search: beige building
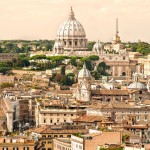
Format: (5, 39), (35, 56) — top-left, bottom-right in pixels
(0, 75), (15, 84)
(70, 131), (122, 150)
(53, 138), (71, 150)
(138, 55), (150, 75)
(35, 100), (86, 127)
(0, 136), (37, 150)
(129, 52), (143, 59)
(0, 98), (14, 132)
(31, 125), (88, 150)
(0, 53), (18, 62)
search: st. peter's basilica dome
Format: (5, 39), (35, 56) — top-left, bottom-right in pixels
(53, 7), (87, 53)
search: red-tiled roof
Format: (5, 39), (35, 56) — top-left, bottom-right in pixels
(92, 89), (129, 95)
(73, 115), (102, 123)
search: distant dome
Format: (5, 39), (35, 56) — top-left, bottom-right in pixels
(53, 7), (87, 53)
(78, 63), (91, 79)
(53, 40), (63, 49)
(53, 40), (63, 54)
(92, 41), (103, 52)
(128, 82), (146, 89)
(57, 7), (86, 38)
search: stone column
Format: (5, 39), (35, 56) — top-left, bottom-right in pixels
(118, 65), (122, 76)
(112, 66), (115, 76)
(77, 39), (80, 48)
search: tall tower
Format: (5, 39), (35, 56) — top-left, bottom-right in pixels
(112, 18), (121, 44)
(116, 18), (119, 37)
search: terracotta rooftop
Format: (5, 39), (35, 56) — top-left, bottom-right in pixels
(57, 90), (72, 94)
(89, 101), (137, 109)
(92, 89), (129, 95)
(73, 115), (102, 123)
(31, 126), (88, 134)
(123, 124), (148, 129)
(142, 100), (150, 105)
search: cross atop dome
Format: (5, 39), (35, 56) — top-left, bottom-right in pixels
(69, 6), (75, 20)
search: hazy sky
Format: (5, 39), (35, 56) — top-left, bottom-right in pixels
(0, 0), (150, 42)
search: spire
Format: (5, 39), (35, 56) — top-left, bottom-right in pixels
(69, 6), (75, 19)
(116, 18), (119, 36)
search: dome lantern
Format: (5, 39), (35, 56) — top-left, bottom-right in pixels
(69, 7), (75, 20)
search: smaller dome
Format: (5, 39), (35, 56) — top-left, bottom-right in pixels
(53, 40), (63, 49)
(128, 82), (146, 89)
(92, 41), (103, 52)
(78, 63), (91, 79)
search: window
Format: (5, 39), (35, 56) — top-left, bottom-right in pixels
(67, 135), (71, 137)
(54, 135), (58, 138)
(71, 114), (73, 116)
(42, 135), (46, 138)
(144, 115), (148, 121)
(64, 114), (66, 116)
(123, 56), (125, 60)
(48, 141), (52, 144)
(139, 91), (142, 94)
(44, 119), (46, 123)
(50, 119), (53, 123)
(48, 148), (52, 150)
(23, 147), (29, 150)
(137, 115), (140, 121)
(122, 115), (125, 120)
(3, 148), (8, 150)
(60, 135), (63, 137)
(42, 141), (46, 145)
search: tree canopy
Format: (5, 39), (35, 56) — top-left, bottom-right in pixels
(128, 42), (150, 55)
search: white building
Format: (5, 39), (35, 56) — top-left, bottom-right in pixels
(138, 55), (150, 76)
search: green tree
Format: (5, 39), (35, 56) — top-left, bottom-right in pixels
(0, 83), (14, 89)
(97, 62), (110, 76)
(88, 55), (99, 61)
(61, 66), (66, 75)
(128, 42), (150, 55)
(87, 41), (96, 51)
